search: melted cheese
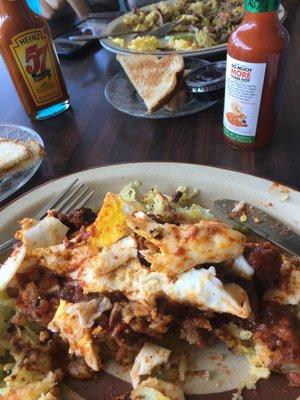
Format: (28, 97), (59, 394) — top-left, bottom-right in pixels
(128, 212), (246, 276)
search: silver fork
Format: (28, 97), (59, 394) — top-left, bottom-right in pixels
(139, 19), (183, 39)
(0, 178), (94, 256)
(68, 19), (182, 41)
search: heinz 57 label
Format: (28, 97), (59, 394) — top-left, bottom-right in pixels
(223, 55), (266, 143)
(10, 28), (62, 107)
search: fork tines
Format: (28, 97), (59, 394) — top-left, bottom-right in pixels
(35, 179), (94, 220)
(59, 183), (94, 214)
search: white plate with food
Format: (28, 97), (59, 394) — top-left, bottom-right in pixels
(0, 123), (45, 203)
(0, 163), (299, 400)
(100, 0), (286, 57)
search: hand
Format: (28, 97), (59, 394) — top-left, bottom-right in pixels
(40, 0), (90, 19)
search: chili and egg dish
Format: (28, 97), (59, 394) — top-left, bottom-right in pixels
(0, 183), (299, 399)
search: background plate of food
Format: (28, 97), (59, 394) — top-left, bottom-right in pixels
(0, 162), (299, 400)
(0, 123), (45, 203)
(100, 0), (286, 57)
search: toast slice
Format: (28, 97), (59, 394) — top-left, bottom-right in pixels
(117, 54), (184, 112)
(0, 139), (30, 172)
(25, 140), (46, 160)
(0, 139), (45, 180)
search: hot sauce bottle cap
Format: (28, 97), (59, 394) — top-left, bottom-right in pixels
(245, 0), (280, 13)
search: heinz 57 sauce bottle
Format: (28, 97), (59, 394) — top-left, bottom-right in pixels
(223, 0), (290, 150)
(0, 0), (70, 120)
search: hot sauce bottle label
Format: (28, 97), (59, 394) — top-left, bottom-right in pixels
(9, 28), (63, 107)
(223, 55), (266, 143)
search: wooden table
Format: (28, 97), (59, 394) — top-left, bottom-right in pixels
(0, 1), (300, 209)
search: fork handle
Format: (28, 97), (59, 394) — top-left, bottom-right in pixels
(69, 30), (137, 41)
(0, 237), (17, 256)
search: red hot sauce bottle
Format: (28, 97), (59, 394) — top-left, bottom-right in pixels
(223, 0), (290, 150)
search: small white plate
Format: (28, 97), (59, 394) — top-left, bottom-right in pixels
(0, 123), (44, 203)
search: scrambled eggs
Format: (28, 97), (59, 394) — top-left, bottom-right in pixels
(167, 38), (198, 51)
(128, 36), (159, 52)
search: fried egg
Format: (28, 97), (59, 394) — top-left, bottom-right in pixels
(0, 216), (68, 289)
(89, 192), (129, 247)
(65, 297), (112, 328)
(131, 386), (170, 400)
(131, 342), (171, 388)
(48, 299), (107, 370)
(0, 245), (38, 290)
(128, 212), (246, 276)
(32, 235), (137, 276)
(163, 268), (250, 318)
(73, 259), (251, 318)
(137, 378), (185, 400)
(0, 245), (26, 290)
(230, 255), (254, 279)
(16, 216), (69, 250)
(0, 372), (57, 400)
